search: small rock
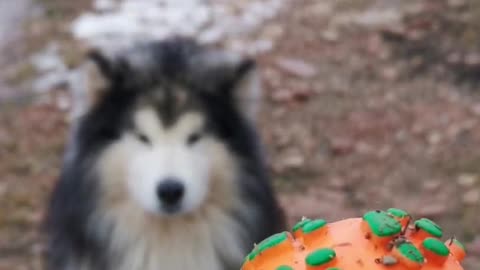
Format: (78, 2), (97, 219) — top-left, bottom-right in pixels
(381, 26), (407, 41)
(406, 29), (425, 41)
(423, 180), (441, 191)
(281, 155), (305, 170)
(457, 174), (478, 188)
(32, 71), (69, 93)
(274, 57), (318, 78)
(30, 43), (66, 73)
(199, 27), (224, 44)
(448, 0), (466, 8)
(0, 183), (7, 196)
(395, 130), (408, 142)
(308, 2), (333, 17)
(94, 0), (117, 11)
(292, 87), (313, 102)
(270, 162), (284, 175)
(248, 39), (274, 54)
(351, 9), (402, 29)
(427, 132), (442, 145)
(404, 3), (427, 15)
(467, 236), (480, 255)
(275, 133), (292, 148)
(380, 66), (399, 81)
(321, 29), (339, 42)
(355, 142), (374, 155)
(56, 93), (72, 111)
(330, 137), (354, 156)
(465, 53), (480, 67)
(415, 204), (447, 217)
(271, 89), (293, 103)
(447, 52), (462, 65)
(271, 107), (287, 119)
(328, 176), (347, 189)
(377, 145), (391, 158)
(471, 103), (480, 116)
(31, 242), (46, 255)
(367, 33), (384, 54)
(261, 24), (284, 41)
(463, 189), (480, 206)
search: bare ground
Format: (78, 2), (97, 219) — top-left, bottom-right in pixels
(0, 0), (479, 269)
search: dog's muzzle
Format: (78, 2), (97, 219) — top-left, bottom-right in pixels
(156, 179), (184, 213)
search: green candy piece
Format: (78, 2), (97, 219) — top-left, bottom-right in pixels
(453, 238), (466, 251)
(326, 268), (341, 270)
(397, 243), (425, 263)
(363, 210), (402, 237)
(303, 219), (327, 234)
(276, 266), (293, 270)
(306, 248), (336, 266)
(387, 208), (409, 218)
(423, 238), (449, 257)
(293, 218), (312, 232)
(415, 218), (443, 238)
(247, 248), (260, 261)
(246, 232), (288, 261)
(258, 232), (288, 252)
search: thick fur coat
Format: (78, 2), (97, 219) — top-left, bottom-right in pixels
(45, 38), (285, 270)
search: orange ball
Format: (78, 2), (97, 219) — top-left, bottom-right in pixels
(242, 209), (466, 270)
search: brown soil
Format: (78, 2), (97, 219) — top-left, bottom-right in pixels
(0, 0), (479, 269)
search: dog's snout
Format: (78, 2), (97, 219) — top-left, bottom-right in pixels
(156, 179), (184, 206)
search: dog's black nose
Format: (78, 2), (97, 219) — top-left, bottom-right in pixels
(156, 180), (184, 206)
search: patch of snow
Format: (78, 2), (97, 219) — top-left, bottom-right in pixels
(30, 42), (91, 119)
(0, 0), (31, 53)
(32, 0), (291, 119)
(333, 8), (402, 29)
(94, 0), (117, 12)
(72, 0), (289, 53)
(31, 43), (69, 93)
(31, 43), (66, 74)
(352, 9), (402, 28)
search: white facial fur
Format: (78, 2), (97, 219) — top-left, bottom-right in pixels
(94, 105), (244, 269)
(119, 108), (211, 216)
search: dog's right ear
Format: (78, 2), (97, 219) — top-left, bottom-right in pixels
(82, 49), (121, 111)
(87, 49), (116, 81)
(87, 49), (132, 82)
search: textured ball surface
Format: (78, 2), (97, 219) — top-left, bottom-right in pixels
(242, 208), (466, 270)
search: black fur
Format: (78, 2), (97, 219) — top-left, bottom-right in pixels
(45, 37), (285, 270)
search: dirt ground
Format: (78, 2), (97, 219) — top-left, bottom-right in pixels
(0, 0), (479, 269)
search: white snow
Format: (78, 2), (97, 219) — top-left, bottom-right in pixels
(31, 0), (291, 119)
(72, 0), (289, 53)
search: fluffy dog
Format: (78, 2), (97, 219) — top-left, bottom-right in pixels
(45, 38), (285, 270)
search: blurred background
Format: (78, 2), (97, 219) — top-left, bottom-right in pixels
(0, 0), (480, 269)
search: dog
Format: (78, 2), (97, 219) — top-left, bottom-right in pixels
(45, 37), (285, 270)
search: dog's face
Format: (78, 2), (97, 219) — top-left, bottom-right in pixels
(126, 108), (209, 215)
(122, 97), (220, 216)
(88, 38), (261, 216)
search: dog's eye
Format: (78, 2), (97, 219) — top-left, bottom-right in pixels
(187, 132), (202, 145)
(135, 133), (151, 145)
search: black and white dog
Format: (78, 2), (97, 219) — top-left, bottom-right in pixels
(45, 38), (285, 270)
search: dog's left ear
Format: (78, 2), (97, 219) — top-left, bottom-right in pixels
(82, 49), (131, 112)
(81, 50), (113, 112)
(87, 49), (132, 84)
(228, 58), (262, 122)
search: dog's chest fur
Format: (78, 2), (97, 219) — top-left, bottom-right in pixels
(92, 203), (247, 270)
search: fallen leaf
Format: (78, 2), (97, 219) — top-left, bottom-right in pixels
(281, 155), (305, 170)
(457, 174), (478, 188)
(415, 204), (447, 217)
(330, 137), (354, 156)
(463, 190), (480, 206)
(274, 57), (318, 78)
